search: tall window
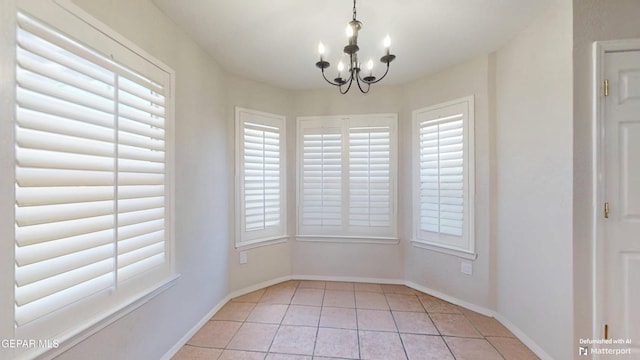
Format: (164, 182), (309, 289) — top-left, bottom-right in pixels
(11, 8), (174, 353)
(297, 114), (397, 241)
(235, 108), (286, 247)
(412, 97), (475, 256)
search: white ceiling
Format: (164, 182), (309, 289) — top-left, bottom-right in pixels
(152, 0), (553, 90)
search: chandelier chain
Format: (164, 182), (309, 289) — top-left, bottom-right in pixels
(352, 0), (357, 21)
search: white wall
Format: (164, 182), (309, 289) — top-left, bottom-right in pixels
(226, 76), (294, 292)
(54, 0), (231, 358)
(402, 55), (495, 310)
(572, 1), (640, 357)
(495, 1), (573, 359)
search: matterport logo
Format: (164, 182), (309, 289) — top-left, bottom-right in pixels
(1, 339), (59, 349)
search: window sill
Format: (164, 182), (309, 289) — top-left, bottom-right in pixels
(24, 274), (180, 360)
(296, 235), (399, 245)
(235, 236), (289, 250)
(411, 239), (477, 260)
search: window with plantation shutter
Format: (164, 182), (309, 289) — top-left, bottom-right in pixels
(412, 97), (475, 257)
(12, 9), (174, 346)
(419, 117), (464, 236)
(236, 108), (286, 247)
(297, 115), (397, 241)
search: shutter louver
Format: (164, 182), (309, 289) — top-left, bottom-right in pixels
(116, 76), (166, 283)
(419, 115), (464, 236)
(14, 13), (167, 327)
(302, 130), (342, 227)
(349, 126), (391, 227)
(243, 122), (281, 232)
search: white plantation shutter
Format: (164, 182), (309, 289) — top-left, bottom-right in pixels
(243, 122), (281, 230)
(349, 124), (391, 228)
(301, 126), (343, 229)
(297, 115), (397, 240)
(236, 108), (286, 246)
(419, 116), (464, 236)
(14, 12), (172, 330)
(413, 98), (474, 254)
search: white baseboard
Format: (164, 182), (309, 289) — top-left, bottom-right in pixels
(226, 275), (293, 299)
(404, 281), (494, 317)
(161, 275), (292, 360)
(493, 313), (554, 360)
(160, 294), (230, 360)
(162, 274), (551, 360)
(291, 274), (404, 285)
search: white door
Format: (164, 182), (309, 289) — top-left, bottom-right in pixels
(603, 50), (640, 357)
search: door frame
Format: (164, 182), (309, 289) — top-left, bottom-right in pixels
(592, 39), (640, 348)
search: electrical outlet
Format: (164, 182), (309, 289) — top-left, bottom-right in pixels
(239, 251), (248, 264)
(461, 261), (472, 275)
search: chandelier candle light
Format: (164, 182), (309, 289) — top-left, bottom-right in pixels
(315, 0), (396, 94)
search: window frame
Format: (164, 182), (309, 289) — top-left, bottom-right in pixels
(235, 107), (288, 248)
(411, 96), (476, 259)
(296, 113), (398, 243)
(2, 1), (177, 358)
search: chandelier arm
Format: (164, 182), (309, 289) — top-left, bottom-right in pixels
(355, 71), (371, 93)
(339, 76), (355, 94)
(320, 68), (343, 87)
(365, 62), (391, 85)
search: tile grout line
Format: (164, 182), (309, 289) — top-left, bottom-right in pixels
(264, 281), (299, 357)
(462, 316), (503, 360)
(418, 289), (458, 360)
(419, 295), (478, 359)
(238, 283), (284, 358)
(387, 292), (410, 360)
(311, 282), (327, 358)
(354, 291), (362, 360)
(457, 306), (510, 360)
(264, 305), (287, 356)
(418, 294), (444, 336)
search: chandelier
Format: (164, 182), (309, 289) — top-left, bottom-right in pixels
(315, 0), (396, 94)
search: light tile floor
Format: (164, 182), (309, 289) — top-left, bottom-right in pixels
(173, 280), (539, 360)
